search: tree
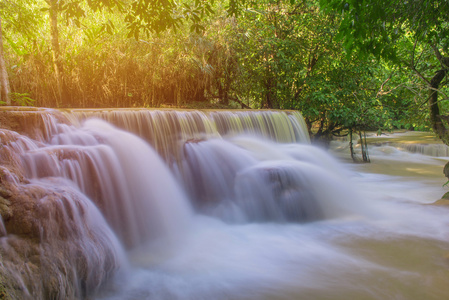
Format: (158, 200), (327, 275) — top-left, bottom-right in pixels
(0, 0), (45, 106)
(48, 0), (64, 105)
(43, 0), (123, 105)
(41, 0), (217, 106)
(319, 0), (449, 144)
(0, 17), (11, 105)
(225, 0), (398, 147)
(230, 1), (334, 109)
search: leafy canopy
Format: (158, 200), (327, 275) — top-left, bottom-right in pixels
(36, 0), (221, 37)
(319, 0), (449, 59)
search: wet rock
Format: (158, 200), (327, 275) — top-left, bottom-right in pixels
(0, 195), (12, 217)
(0, 130), (124, 300)
(0, 187), (11, 199)
(0, 109), (70, 141)
(0, 180), (124, 299)
(444, 161), (449, 179)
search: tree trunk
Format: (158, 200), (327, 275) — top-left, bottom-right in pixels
(49, 0), (64, 107)
(429, 45), (449, 145)
(349, 128), (355, 161)
(0, 17), (11, 105)
(429, 69), (449, 144)
(359, 130), (370, 162)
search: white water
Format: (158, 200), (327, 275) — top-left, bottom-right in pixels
(2, 111), (449, 299)
(98, 131), (449, 300)
(20, 119), (193, 248)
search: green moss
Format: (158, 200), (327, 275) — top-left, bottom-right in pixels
(444, 162), (449, 179)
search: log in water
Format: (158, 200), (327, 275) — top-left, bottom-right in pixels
(0, 108), (448, 300)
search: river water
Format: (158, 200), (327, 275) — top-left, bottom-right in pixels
(98, 130), (449, 300)
(1, 110), (449, 299)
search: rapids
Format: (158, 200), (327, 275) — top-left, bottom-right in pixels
(0, 109), (448, 299)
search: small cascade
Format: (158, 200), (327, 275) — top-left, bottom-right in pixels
(342, 131), (449, 158)
(209, 110), (310, 143)
(0, 129), (126, 299)
(181, 137), (355, 223)
(331, 132), (449, 159)
(20, 119), (193, 247)
(182, 139), (258, 220)
(389, 143), (449, 157)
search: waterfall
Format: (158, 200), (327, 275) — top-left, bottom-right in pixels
(19, 118), (193, 248)
(0, 108), (322, 298)
(6, 109), (440, 300)
(65, 109), (310, 161)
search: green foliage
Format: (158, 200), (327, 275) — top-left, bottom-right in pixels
(10, 92), (35, 106)
(218, 0), (411, 138)
(0, 0), (440, 138)
(319, 0), (449, 60)
(0, 0), (41, 37)
(318, 0), (449, 143)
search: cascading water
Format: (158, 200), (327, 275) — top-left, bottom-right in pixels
(0, 108), (449, 300)
(19, 118), (193, 248)
(181, 137), (357, 223)
(0, 129), (127, 299)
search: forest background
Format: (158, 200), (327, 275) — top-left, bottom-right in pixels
(0, 0), (448, 143)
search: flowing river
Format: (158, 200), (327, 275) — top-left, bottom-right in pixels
(0, 109), (448, 300)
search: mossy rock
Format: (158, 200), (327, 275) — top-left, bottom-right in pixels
(432, 199), (449, 206)
(0, 272), (14, 300)
(0, 196), (12, 220)
(0, 285), (9, 300)
(444, 161), (449, 179)
(0, 284), (11, 300)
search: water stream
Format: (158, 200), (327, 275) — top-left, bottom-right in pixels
(1, 110), (448, 299)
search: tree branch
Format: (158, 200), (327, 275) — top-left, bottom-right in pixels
(431, 44), (443, 62)
(288, 1), (307, 15)
(376, 71), (394, 97)
(431, 44), (449, 69)
(428, 86), (449, 99)
(410, 39), (430, 85)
